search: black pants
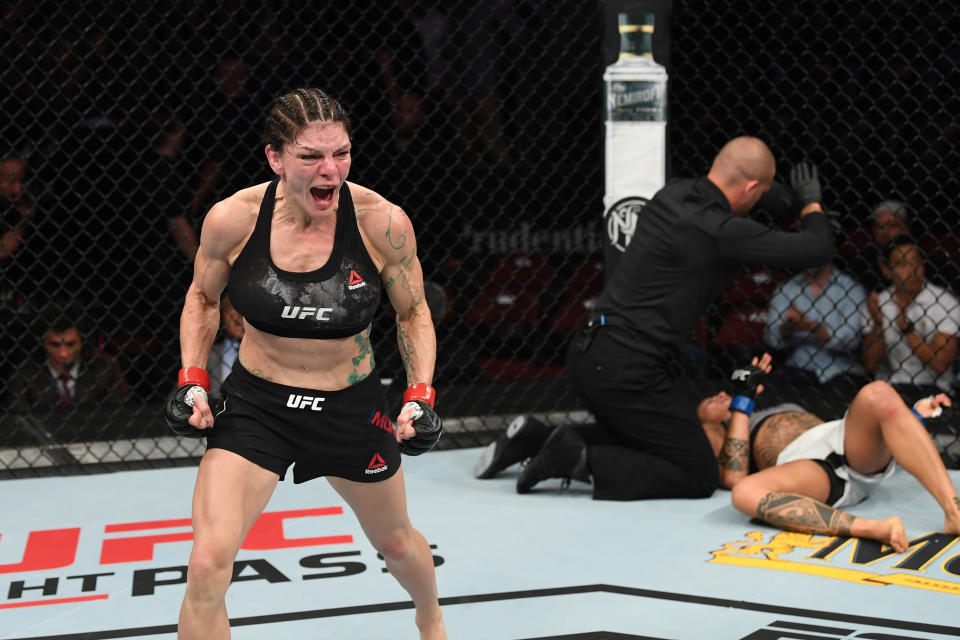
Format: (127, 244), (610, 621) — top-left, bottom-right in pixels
(566, 327), (718, 501)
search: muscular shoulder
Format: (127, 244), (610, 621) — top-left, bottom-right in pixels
(200, 182), (266, 261)
(348, 182), (416, 268)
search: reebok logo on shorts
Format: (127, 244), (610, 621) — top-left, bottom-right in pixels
(347, 270), (366, 290)
(365, 452), (388, 475)
(287, 395), (325, 411)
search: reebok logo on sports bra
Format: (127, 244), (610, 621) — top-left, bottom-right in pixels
(347, 270), (366, 290)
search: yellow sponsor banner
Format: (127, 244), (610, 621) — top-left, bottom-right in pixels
(709, 530), (960, 596)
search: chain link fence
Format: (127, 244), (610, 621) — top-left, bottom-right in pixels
(1, 1), (958, 476)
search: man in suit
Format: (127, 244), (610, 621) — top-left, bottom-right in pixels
(5, 309), (127, 413)
(206, 294), (243, 397)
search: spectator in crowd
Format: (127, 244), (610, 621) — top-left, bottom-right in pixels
(476, 139), (834, 498)
(155, 119), (201, 264)
(371, 88), (460, 262)
(1, 151), (39, 401)
(850, 200), (909, 293)
(1, 149), (41, 373)
(447, 1), (523, 166)
(399, 0), (453, 104)
(5, 307), (127, 413)
(373, 0), (429, 113)
(250, 23), (302, 109)
(700, 354), (960, 553)
(206, 294), (243, 398)
(763, 259), (869, 409)
(133, 115), (199, 270)
(103, 114), (198, 401)
(1, 152), (38, 288)
(118, 114), (198, 269)
(862, 236), (959, 402)
(189, 53), (265, 218)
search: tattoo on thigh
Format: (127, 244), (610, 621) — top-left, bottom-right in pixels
(954, 496), (960, 513)
(756, 492), (854, 537)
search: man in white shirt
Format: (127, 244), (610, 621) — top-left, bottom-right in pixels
(862, 236), (959, 401)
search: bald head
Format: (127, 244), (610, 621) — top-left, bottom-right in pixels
(707, 136), (776, 215)
(710, 137), (775, 183)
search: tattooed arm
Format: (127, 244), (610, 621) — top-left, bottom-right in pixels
(390, 247), (437, 387)
(718, 410), (751, 489)
(357, 188), (436, 386)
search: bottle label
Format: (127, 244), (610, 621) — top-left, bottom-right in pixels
(605, 80), (666, 122)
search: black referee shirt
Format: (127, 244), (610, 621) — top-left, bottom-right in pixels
(595, 176), (833, 358)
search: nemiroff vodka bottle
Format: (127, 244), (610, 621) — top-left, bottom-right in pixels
(602, 11), (667, 254)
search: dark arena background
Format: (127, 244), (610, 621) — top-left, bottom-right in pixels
(1, 0), (958, 476)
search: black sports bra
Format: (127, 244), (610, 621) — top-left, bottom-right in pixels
(228, 179), (382, 339)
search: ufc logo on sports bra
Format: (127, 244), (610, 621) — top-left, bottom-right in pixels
(287, 395), (325, 411)
(281, 306), (334, 321)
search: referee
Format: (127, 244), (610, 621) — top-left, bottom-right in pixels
(520, 136), (834, 500)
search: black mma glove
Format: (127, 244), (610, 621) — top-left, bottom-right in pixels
(789, 161), (822, 208)
(162, 367), (211, 438)
(399, 384), (443, 456)
(726, 363), (767, 416)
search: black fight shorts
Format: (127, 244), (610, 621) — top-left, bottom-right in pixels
(206, 362), (401, 484)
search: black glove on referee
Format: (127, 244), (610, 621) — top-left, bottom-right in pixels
(398, 400), (443, 455)
(789, 161), (822, 207)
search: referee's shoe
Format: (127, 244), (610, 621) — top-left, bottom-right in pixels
(474, 415), (553, 479)
(516, 425), (589, 493)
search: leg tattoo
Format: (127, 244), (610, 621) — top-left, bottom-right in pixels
(756, 492), (854, 537)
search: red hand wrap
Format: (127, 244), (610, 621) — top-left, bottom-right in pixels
(403, 383), (436, 408)
(178, 367), (210, 392)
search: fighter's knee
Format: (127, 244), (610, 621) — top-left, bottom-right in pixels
(857, 381), (900, 418)
(730, 481), (750, 512)
(369, 527), (414, 561)
(187, 544), (235, 590)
